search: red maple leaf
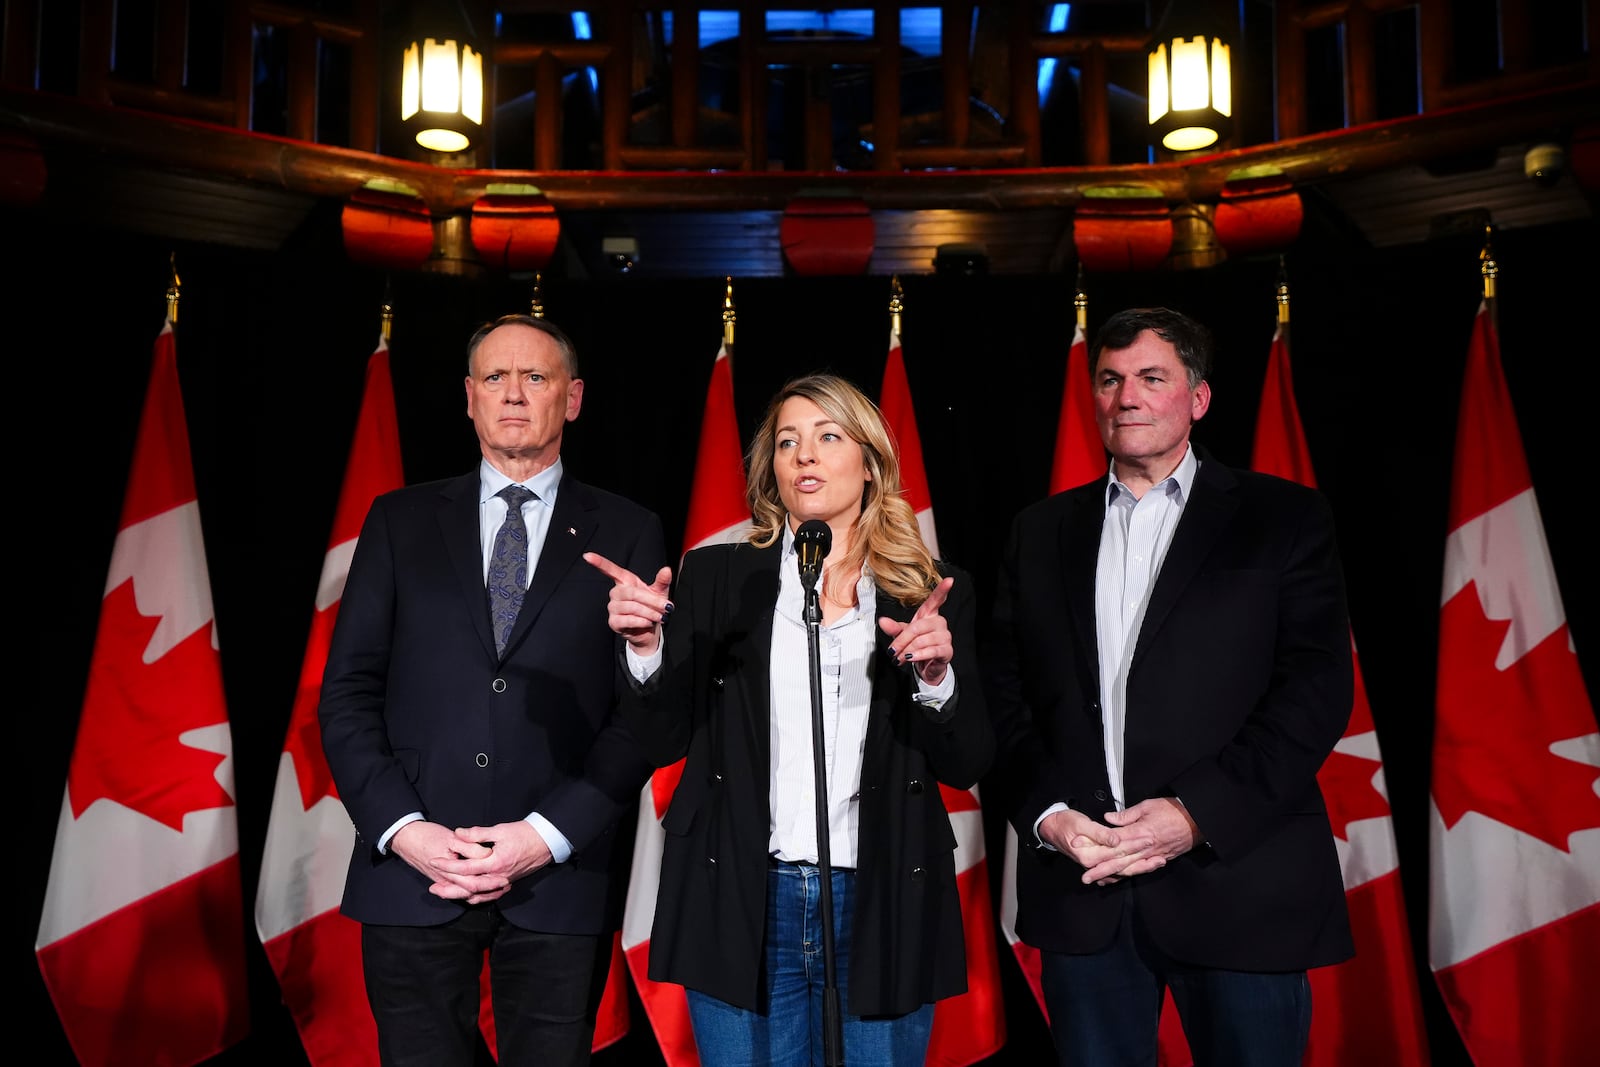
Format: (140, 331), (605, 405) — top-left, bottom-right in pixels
(1434, 587), (1600, 849)
(68, 580), (234, 830)
(1316, 645), (1391, 840)
(1317, 747), (1390, 841)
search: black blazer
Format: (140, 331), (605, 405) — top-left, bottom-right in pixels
(621, 540), (995, 1015)
(988, 447), (1355, 971)
(319, 468), (667, 934)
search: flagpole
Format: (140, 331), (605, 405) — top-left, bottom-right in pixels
(166, 251), (180, 323)
(1276, 254), (1290, 335)
(1073, 263), (1086, 333)
(1479, 223), (1497, 321)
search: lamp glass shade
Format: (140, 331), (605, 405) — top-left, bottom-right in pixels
(1147, 44), (1169, 124)
(1211, 40), (1231, 115)
(420, 38), (461, 113)
(401, 34), (482, 153)
(1170, 36), (1211, 110)
(401, 41), (421, 120)
(1147, 28), (1232, 152)
(461, 45), (483, 124)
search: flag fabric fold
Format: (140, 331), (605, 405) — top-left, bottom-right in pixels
(1048, 321), (1103, 495)
(1429, 299), (1600, 1066)
(36, 317), (250, 1067)
(622, 339), (749, 1067)
(882, 325), (1007, 1067)
(254, 336), (402, 1066)
(1252, 322), (1430, 1067)
(999, 319), (1103, 1030)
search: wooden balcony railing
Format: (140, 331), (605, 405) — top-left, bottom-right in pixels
(4, 1), (1594, 178)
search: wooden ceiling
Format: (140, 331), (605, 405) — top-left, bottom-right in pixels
(1, 2), (1595, 277)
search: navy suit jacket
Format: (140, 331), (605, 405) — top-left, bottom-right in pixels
(988, 446), (1355, 971)
(319, 468), (667, 933)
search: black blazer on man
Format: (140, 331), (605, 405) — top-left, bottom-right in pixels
(988, 446), (1355, 972)
(319, 468), (667, 934)
(621, 540), (995, 1016)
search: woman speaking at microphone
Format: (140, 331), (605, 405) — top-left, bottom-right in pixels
(584, 372), (993, 1067)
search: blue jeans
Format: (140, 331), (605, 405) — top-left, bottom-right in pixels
(1039, 892), (1310, 1067)
(685, 861), (934, 1067)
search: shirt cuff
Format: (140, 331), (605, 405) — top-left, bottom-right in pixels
(912, 664), (957, 708)
(378, 811), (424, 854)
(624, 638), (663, 682)
(527, 812), (573, 863)
(1033, 801), (1070, 851)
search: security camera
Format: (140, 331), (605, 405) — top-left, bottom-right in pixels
(1524, 142), (1565, 187)
(601, 236), (639, 274)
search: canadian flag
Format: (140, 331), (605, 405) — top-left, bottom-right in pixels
(622, 338), (749, 1066)
(1429, 299), (1600, 1065)
(36, 317), (250, 1067)
(254, 337), (399, 1065)
(999, 319), (1103, 1023)
(1251, 322), (1430, 1067)
(881, 324), (1007, 1067)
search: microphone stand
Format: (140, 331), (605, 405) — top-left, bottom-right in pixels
(801, 562), (845, 1066)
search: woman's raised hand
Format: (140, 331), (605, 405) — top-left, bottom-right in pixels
(583, 552), (673, 656)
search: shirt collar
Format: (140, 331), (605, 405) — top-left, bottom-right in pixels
(1104, 443), (1199, 506)
(480, 457), (564, 505)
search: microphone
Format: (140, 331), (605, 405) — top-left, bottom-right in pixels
(794, 519), (832, 590)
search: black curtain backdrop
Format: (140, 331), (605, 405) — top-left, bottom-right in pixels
(20, 201), (1596, 1066)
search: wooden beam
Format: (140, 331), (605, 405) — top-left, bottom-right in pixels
(3, 79), (1595, 215)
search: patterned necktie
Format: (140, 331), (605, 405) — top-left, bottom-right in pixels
(488, 484), (537, 656)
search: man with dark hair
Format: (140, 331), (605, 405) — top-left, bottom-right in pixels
(989, 306), (1354, 1067)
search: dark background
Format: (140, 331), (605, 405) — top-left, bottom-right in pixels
(20, 199), (1597, 1066)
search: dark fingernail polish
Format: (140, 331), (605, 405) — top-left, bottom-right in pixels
(662, 602), (675, 615)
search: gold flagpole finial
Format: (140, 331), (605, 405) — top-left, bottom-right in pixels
(889, 275), (904, 336)
(1276, 255), (1291, 326)
(1479, 224), (1498, 302)
(381, 275), (394, 342)
(722, 276), (736, 347)
(530, 272), (545, 319)
(1073, 263), (1088, 332)
(166, 252), (181, 324)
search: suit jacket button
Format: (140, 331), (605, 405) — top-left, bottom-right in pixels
(712, 676), (725, 690)
(906, 779), (924, 795)
(706, 856), (717, 869)
(910, 866), (927, 883)
(476, 753), (490, 768)
(711, 772), (724, 785)
(491, 677), (508, 693)
(1093, 788), (1108, 802)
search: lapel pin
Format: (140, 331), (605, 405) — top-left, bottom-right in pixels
(568, 527), (577, 536)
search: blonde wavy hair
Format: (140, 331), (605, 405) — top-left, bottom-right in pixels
(745, 373), (941, 606)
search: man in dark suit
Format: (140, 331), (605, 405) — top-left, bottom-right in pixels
(988, 306), (1354, 1067)
(318, 314), (667, 1067)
